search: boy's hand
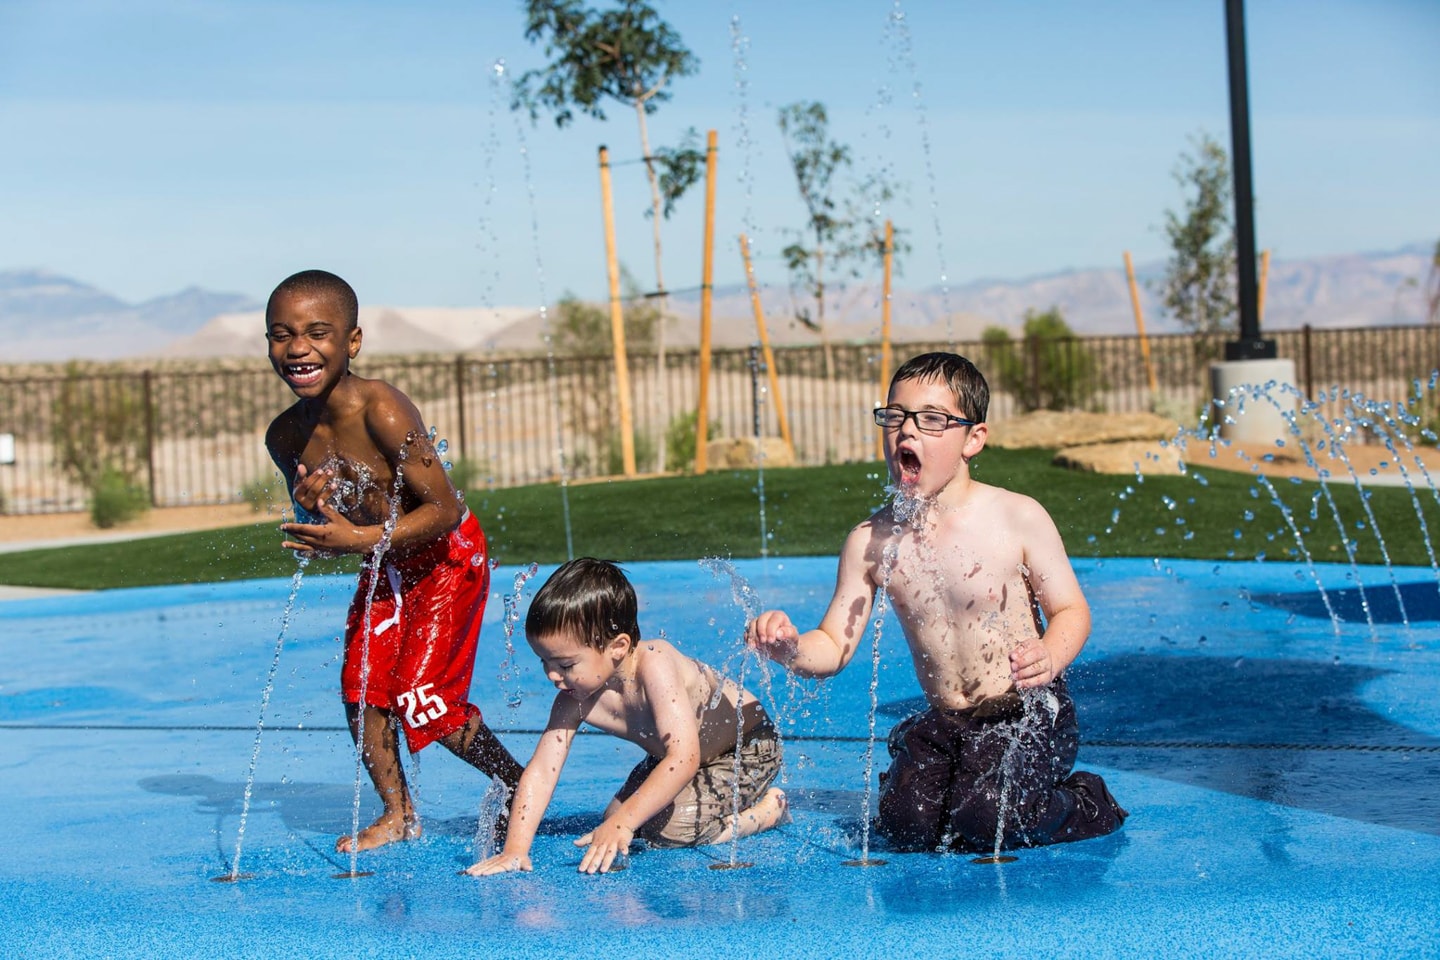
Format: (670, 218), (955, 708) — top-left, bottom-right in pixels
(290, 463), (332, 514)
(279, 496), (368, 556)
(465, 851), (532, 876)
(1010, 639), (1055, 689)
(745, 610), (799, 665)
(574, 819), (633, 874)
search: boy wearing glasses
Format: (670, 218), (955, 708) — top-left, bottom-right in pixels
(746, 351), (1126, 853)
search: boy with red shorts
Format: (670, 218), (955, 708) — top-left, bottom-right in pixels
(264, 269), (522, 853)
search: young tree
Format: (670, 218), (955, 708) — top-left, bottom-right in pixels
(550, 272), (661, 357)
(777, 100), (903, 381)
(1426, 238), (1440, 325)
(982, 308), (1097, 413)
(1159, 133), (1236, 340)
(515, 0), (702, 471)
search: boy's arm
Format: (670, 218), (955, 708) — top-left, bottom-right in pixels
(1009, 497), (1091, 689)
(466, 695), (582, 876)
(747, 524), (875, 679)
(573, 649), (701, 874)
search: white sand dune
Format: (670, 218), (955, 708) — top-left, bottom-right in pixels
(163, 305), (541, 357)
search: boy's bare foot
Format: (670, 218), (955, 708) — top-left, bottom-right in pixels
(334, 813), (422, 853)
(715, 788), (790, 844)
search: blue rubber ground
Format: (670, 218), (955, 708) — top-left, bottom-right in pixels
(3, 556), (1438, 959)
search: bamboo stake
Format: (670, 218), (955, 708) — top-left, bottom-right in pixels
(598, 146), (636, 477)
(876, 220), (895, 460)
(694, 130), (718, 475)
(1123, 250), (1159, 403)
(739, 233), (793, 455)
(1257, 248), (1271, 325)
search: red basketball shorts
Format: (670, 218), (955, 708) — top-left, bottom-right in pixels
(341, 511), (490, 752)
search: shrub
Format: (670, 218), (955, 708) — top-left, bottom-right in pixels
(664, 410), (721, 473)
(90, 467), (149, 528)
(52, 364), (153, 526)
(604, 430), (657, 477)
(983, 308), (1100, 413)
(240, 473), (288, 514)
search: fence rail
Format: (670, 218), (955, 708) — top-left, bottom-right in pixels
(3, 323), (1437, 516)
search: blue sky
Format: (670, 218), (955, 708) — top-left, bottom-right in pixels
(1, 0), (1436, 310)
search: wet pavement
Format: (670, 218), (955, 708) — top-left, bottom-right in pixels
(2, 557), (1438, 958)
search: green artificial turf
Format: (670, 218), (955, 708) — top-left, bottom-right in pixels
(1, 448), (1436, 590)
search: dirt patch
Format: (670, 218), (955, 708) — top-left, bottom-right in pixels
(0, 503), (277, 548)
(987, 411), (1181, 449)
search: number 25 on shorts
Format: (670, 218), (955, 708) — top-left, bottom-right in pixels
(396, 683), (448, 729)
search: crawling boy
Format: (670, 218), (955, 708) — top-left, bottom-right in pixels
(264, 269), (521, 853)
(747, 351), (1126, 853)
(468, 558), (788, 875)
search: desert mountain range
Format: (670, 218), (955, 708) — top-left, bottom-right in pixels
(1, 242), (1432, 363)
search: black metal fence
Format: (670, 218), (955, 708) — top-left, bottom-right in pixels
(3, 323), (1437, 515)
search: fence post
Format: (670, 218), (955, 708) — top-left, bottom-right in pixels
(142, 369), (157, 507)
(1302, 324), (1314, 400)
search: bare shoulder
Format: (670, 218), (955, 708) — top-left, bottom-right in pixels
(355, 376), (420, 416)
(634, 638), (689, 678)
(264, 403), (303, 459)
(849, 503), (894, 544)
(979, 482), (1050, 520)
(355, 377), (428, 441)
(545, 687), (587, 732)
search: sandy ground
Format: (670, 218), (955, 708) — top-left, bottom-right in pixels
(1065, 434), (1440, 483)
(0, 503), (275, 551)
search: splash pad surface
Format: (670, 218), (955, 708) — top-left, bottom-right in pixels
(3, 556), (1439, 958)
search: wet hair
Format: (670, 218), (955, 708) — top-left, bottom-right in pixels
(526, 557), (641, 651)
(265, 269), (359, 330)
(888, 351), (989, 423)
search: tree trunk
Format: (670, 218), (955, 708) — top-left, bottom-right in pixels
(814, 243), (835, 461)
(635, 99), (669, 474)
(814, 243), (834, 382)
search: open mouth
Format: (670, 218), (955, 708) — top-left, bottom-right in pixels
(285, 363), (324, 387)
(896, 447), (922, 484)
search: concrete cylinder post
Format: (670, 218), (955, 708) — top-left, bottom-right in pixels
(1209, 358), (1299, 445)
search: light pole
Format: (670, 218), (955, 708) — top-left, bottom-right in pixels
(1223, 0), (1273, 361)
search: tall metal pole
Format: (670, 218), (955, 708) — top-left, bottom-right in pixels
(1224, 0), (1274, 360)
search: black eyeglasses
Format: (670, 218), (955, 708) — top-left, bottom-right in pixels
(872, 406), (977, 434)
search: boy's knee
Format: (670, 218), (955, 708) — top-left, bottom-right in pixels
(877, 778), (949, 851)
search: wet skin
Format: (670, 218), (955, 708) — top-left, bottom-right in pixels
(263, 286), (522, 853)
(747, 375), (1092, 709)
(468, 630), (782, 876)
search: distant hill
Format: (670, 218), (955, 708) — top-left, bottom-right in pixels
(640, 242), (1434, 348)
(487, 242), (1434, 351)
(0, 270), (261, 362)
(1, 243), (1431, 362)
(164, 305), (540, 358)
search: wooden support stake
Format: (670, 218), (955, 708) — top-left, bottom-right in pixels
(877, 219), (894, 461)
(1123, 251), (1159, 403)
(739, 233), (793, 455)
(695, 130), (718, 475)
(599, 146), (636, 477)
